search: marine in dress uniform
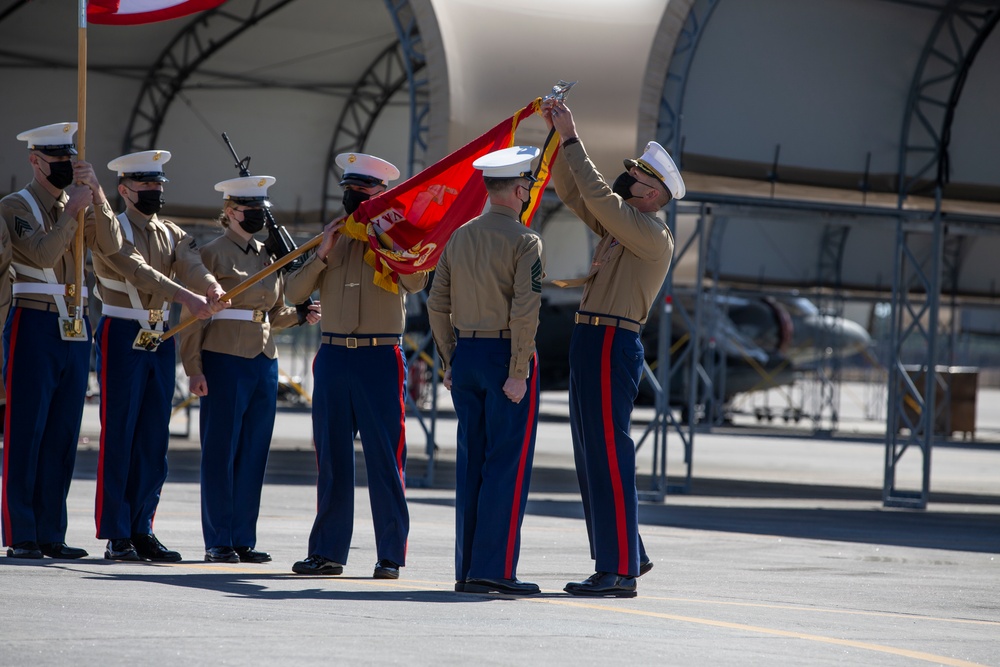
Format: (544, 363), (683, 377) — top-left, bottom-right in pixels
(285, 153), (428, 580)
(92, 150), (226, 562)
(1, 123), (123, 559)
(181, 176), (319, 564)
(427, 146), (546, 596)
(544, 99), (683, 598)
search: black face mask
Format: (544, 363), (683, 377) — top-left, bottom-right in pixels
(46, 160), (74, 190)
(239, 208), (266, 234)
(611, 171), (639, 200)
(132, 189), (165, 216)
(343, 189), (370, 215)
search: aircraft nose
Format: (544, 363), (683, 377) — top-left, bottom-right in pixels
(824, 316), (872, 355)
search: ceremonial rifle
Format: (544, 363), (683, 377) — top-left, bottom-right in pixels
(222, 132), (314, 324)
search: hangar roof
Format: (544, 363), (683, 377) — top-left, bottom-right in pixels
(1, 0), (998, 296)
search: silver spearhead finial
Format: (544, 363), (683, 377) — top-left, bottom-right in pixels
(544, 80), (577, 102)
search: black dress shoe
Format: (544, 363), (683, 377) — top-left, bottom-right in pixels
(40, 542), (88, 559)
(204, 546), (239, 563)
(6, 541), (43, 559)
(235, 546), (272, 563)
(132, 534), (182, 562)
(454, 581), (466, 592)
(291, 554), (343, 575)
(564, 572), (637, 598)
(373, 559), (400, 579)
(104, 539), (140, 561)
(464, 577), (540, 595)
(639, 559), (653, 576)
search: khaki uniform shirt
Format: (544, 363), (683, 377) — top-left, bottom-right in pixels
(426, 204), (545, 380)
(180, 227), (300, 376)
(0, 178), (122, 308)
(284, 235), (428, 336)
(93, 208), (216, 311)
(551, 141), (674, 325)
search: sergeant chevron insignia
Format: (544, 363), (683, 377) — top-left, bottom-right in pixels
(530, 258), (542, 293)
(14, 216), (32, 238)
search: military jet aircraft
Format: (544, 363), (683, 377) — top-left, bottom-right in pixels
(531, 206), (872, 413)
(534, 288), (872, 420)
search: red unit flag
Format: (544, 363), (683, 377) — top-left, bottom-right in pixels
(341, 98), (558, 293)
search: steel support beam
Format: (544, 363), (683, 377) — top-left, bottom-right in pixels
(0, 0), (29, 24)
(320, 0), (428, 219)
(897, 1), (1000, 201)
(884, 198), (943, 509)
(701, 215), (729, 427)
(385, 0), (430, 177)
(887, 0), (999, 509)
(636, 202), (708, 499)
(807, 223), (851, 433)
(380, 0), (435, 485)
(657, 0), (720, 155)
(648, 0), (720, 496)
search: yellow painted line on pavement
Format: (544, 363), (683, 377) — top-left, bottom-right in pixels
(641, 595), (1000, 628)
(528, 597), (990, 667)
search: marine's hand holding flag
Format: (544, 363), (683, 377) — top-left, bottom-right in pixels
(339, 95), (564, 293)
(74, 0), (246, 348)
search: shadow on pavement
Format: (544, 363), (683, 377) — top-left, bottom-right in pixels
(61, 447), (1000, 555)
(519, 497), (1000, 554)
(52, 569), (494, 603)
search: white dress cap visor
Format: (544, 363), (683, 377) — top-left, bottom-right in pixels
(108, 150), (172, 182)
(17, 122), (78, 156)
(626, 141), (685, 200)
(214, 175), (277, 205)
(472, 145), (541, 180)
(335, 153), (400, 188)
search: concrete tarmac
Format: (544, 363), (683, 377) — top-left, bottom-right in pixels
(2, 386), (999, 666)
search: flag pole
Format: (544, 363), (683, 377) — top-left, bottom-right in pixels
(66, 0), (87, 338)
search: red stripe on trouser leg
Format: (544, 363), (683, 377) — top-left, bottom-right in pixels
(1, 309), (23, 545)
(394, 345), (408, 558)
(95, 319), (111, 536)
(504, 354), (538, 579)
(600, 328), (628, 575)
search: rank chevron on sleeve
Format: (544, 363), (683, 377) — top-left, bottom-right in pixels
(14, 216), (32, 238)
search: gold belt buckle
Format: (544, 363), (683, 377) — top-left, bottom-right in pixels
(148, 309), (164, 324)
(593, 316), (601, 326)
(59, 317), (88, 342)
(346, 337), (358, 349)
(133, 329), (163, 352)
(251, 309), (264, 323)
(65, 284), (76, 298)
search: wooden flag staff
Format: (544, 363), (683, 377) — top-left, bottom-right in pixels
(63, 0), (89, 340)
(137, 233), (324, 351)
